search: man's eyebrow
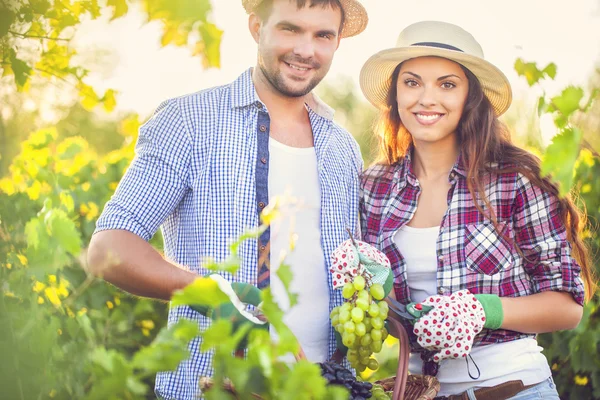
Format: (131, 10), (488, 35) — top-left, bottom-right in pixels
(276, 21), (302, 31)
(316, 29), (337, 37)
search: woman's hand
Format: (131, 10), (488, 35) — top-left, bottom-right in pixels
(412, 290), (485, 362)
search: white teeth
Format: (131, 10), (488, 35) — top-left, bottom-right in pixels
(416, 114), (442, 121)
(288, 63), (308, 71)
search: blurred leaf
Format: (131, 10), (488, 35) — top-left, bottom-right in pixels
(281, 361), (327, 399)
(276, 262), (298, 308)
(582, 88), (599, 112)
(9, 50), (32, 89)
(107, 0), (128, 20)
(541, 127), (583, 196)
(197, 22), (223, 68)
(25, 218), (43, 249)
(132, 319), (198, 373)
(537, 95), (547, 116)
(551, 86), (584, 117)
(102, 89), (117, 112)
(542, 63), (557, 79)
(0, 9), (15, 37)
(171, 276), (230, 308)
(78, 83), (100, 111)
(45, 208), (82, 256)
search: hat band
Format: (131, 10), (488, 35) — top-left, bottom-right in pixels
(411, 42), (464, 52)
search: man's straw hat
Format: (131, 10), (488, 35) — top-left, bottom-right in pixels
(242, 0), (368, 38)
(360, 21), (512, 115)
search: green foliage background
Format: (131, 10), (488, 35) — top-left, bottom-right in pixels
(1, 1), (599, 399)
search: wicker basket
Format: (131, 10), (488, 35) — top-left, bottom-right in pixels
(376, 315), (440, 400)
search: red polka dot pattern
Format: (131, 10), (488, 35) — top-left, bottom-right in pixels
(412, 289), (485, 363)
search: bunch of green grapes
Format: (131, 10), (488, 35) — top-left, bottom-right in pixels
(330, 275), (389, 372)
(370, 383), (392, 399)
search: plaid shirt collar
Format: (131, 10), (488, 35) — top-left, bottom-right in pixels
(393, 146), (468, 191)
(229, 68), (335, 121)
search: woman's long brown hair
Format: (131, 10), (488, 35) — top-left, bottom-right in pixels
(374, 62), (597, 302)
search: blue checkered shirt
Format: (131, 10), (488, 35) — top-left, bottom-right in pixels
(94, 69), (363, 400)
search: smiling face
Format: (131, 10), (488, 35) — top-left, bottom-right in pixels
(396, 56), (469, 147)
(250, 0), (342, 97)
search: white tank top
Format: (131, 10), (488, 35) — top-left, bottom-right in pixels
(267, 138), (329, 363)
(394, 225), (551, 396)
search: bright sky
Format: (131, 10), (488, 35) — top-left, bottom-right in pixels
(75, 0), (600, 119)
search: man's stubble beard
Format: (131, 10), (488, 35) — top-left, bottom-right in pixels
(258, 54), (328, 98)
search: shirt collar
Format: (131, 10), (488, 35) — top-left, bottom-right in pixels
(229, 68), (334, 121)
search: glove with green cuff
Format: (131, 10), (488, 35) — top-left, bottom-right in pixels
(189, 275), (268, 350)
(411, 289), (503, 362)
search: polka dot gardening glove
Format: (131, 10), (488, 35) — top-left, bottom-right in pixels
(412, 290), (486, 362)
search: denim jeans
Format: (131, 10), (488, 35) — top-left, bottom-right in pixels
(505, 377), (560, 400)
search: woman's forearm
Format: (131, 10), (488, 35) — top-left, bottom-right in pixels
(500, 291), (583, 334)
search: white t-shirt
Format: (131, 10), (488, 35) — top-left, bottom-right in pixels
(394, 225), (551, 396)
(268, 138), (329, 363)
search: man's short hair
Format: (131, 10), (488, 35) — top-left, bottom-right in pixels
(255, 0), (346, 36)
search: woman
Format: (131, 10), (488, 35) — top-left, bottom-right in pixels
(359, 21), (596, 399)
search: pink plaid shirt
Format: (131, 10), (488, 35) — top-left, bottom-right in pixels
(360, 151), (585, 349)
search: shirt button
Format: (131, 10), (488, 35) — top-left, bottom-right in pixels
(259, 245), (266, 251)
(260, 157), (267, 164)
(438, 287), (448, 295)
(439, 255), (444, 261)
(256, 102), (263, 109)
(259, 125), (267, 132)
(258, 202), (266, 209)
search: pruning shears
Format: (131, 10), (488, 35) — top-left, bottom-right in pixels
(387, 297), (433, 322)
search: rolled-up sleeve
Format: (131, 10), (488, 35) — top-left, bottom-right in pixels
(95, 99), (192, 241)
(513, 175), (585, 305)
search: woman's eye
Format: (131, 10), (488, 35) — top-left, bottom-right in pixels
(405, 79), (419, 87)
(441, 82), (456, 89)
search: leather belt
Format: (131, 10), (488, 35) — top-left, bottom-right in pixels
(434, 380), (538, 400)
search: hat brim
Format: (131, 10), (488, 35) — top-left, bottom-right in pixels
(359, 46), (512, 116)
(242, 0), (368, 38)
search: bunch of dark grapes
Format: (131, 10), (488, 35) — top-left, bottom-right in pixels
(318, 361), (373, 399)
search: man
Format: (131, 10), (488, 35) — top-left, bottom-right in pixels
(87, 0), (367, 398)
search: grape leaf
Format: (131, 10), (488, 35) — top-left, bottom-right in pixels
(541, 127), (583, 196)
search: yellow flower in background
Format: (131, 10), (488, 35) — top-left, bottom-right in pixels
(0, 178), (16, 195)
(575, 375), (589, 386)
(48, 275), (57, 284)
(551, 363), (558, 371)
(106, 301), (114, 309)
(17, 254), (28, 266)
(77, 308), (88, 316)
(26, 180), (42, 200)
(57, 329), (63, 335)
(33, 281), (46, 293)
(82, 182), (91, 192)
(38, 296), (45, 304)
(66, 308), (75, 318)
(142, 328), (151, 337)
(114, 296), (121, 306)
(109, 182), (118, 191)
(80, 202), (99, 221)
(44, 287), (62, 306)
(139, 319), (155, 330)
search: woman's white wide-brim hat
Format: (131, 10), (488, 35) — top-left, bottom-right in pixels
(360, 21), (512, 116)
(242, 0), (368, 38)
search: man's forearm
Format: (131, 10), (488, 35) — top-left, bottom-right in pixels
(87, 230), (197, 301)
